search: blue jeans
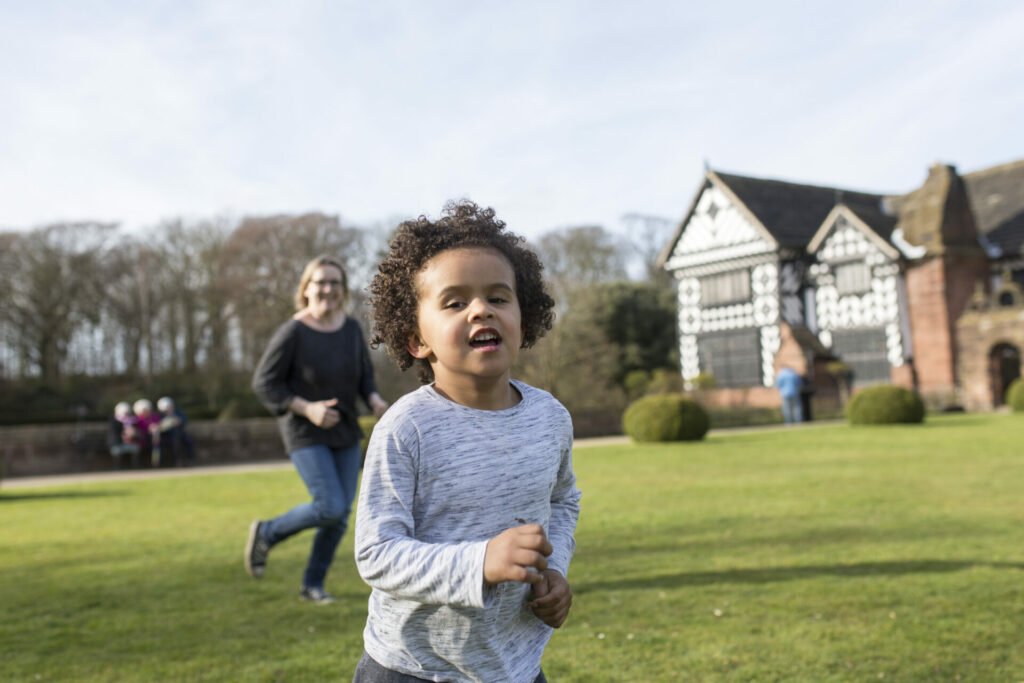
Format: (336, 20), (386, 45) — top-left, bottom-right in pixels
(352, 652), (548, 682)
(262, 442), (362, 589)
(781, 395), (803, 424)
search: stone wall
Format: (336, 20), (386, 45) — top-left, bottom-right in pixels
(957, 305), (1024, 411)
(1, 411), (633, 479)
(1, 418), (287, 479)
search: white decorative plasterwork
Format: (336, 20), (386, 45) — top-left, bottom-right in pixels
(820, 222), (873, 262)
(678, 277), (701, 334)
(811, 224), (905, 367)
(672, 252), (776, 279)
(680, 334), (700, 381)
(700, 303), (755, 332)
(666, 186), (773, 271)
(752, 262), (779, 326)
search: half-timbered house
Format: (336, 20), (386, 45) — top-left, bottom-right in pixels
(660, 159), (1024, 413)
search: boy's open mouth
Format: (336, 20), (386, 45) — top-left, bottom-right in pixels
(469, 330), (502, 349)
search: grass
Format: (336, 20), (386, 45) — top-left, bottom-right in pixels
(2, 413), (1023, 681)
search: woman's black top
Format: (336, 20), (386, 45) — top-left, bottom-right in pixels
(252, 317), (379, 453)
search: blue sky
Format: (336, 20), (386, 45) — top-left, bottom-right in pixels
(2, 1), (1022, 239)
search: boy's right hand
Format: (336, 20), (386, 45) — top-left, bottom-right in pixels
(483, 524), (552, 586)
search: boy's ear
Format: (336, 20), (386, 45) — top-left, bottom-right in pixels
(407, 334), (432, 360)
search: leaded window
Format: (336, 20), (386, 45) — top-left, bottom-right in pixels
(699, 269), (750, 307)
(835, 261), (871, 296)
(831, 328), (890, 386)
(697, 329), (761, 387)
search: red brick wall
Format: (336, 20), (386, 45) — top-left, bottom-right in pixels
(905, 258), (956, 398)
(904, 254), (988, 403)
(697, 386), (780, 409)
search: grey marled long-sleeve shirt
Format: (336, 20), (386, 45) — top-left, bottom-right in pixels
(355, 380), (581, 683)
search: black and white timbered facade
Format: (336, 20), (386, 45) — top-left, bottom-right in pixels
(661, 160), (1024, 405)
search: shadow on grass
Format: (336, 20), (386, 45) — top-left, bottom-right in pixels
(574, 559), (1024, 594)
(0, 489), (129, 503)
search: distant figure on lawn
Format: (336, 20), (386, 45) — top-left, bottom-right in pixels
(776, 366), (804, 424)
(108, 401), (141, 468)
(352, 201), (581, 683)
(156, 396), (196, 468)
(245, 254), (389, 605)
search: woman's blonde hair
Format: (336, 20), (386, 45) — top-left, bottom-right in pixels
(294, 255), (349, 311)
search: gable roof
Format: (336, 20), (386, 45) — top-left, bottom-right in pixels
(963, 159), (1024, 255)
(662, 160), (1024, 269)
(806, 204), (901, 260)
(712, 171), (895, 249)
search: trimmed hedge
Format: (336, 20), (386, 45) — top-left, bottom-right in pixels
(1007, 378), (1024, 412)
(847, 385), (925, 425)
(622, 394), (709, 442)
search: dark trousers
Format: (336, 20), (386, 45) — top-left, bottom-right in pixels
(353, 652), (548, 683)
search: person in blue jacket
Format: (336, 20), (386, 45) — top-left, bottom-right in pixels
(776, 366), (804, 424)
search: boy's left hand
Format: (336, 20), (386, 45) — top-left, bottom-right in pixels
(528, 569), (572, 628)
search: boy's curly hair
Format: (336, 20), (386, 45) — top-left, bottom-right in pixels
(368, 200), (555, 383)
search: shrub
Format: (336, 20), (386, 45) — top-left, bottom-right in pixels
(622, 393), (709, 442)
(623, 370), (651, 401)
(846, 385), (925, 425)
(691, 372), (717, 390)
(647, 368), (684, 394)
(1007, 378), (1024, 412)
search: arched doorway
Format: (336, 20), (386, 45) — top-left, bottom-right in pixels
(989, 343), (1022, 406)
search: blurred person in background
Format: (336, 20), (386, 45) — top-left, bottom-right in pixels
(133, 399), (161, 466)
(245, 255), (389, 604)
(108, 401), (141, 469)
(156, 396), (196, 468)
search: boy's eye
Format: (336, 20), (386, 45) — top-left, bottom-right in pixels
(488, 296), (508, 304)
(443, 301), (466, 310)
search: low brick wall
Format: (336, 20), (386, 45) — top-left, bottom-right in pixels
(1, 418), (287, 479)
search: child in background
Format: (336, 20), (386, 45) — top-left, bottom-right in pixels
(353, 201), (581, 683)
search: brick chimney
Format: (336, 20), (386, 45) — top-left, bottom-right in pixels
(897, 164), (989, 404)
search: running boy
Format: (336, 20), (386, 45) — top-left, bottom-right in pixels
(354, 201), (581, 683)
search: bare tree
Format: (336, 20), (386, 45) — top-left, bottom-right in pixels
(535, 225), (628, 313)
(223, 213), (367, 369)
(0, 223), (114, 382)
(151, 218), (234, 374)
(620, 212), (674, 285)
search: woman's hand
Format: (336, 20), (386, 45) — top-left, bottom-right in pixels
(303, 398), (341, 428)
(369, 392), (389, 418)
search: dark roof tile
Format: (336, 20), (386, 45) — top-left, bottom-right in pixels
(714, 171), (892, 248)
(963, 159), (1024, 255)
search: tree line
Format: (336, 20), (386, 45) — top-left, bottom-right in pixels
(0, 213), (679, 425)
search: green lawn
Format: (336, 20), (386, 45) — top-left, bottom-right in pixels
(3, 413), (1023, 682)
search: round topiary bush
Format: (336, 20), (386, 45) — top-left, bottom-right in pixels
(846, 385), (925, 425)
(1007, 378), (1024, 412)
(622, 393), (710, 442)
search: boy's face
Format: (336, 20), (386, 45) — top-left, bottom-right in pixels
(409, 247), (522, 388)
